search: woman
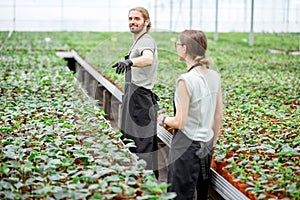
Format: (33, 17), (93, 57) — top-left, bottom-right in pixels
(158, 30), (223, 199)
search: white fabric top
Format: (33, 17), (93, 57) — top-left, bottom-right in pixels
(174, 69), (221, 142)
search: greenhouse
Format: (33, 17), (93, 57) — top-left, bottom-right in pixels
(0, 0), (299, 199)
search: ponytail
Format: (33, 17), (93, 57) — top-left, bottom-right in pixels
(194, 56), (213, 69)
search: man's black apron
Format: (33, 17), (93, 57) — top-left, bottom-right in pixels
(120, 61), (159, 175)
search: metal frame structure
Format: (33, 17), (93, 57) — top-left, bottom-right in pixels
(1, 0), (298, 34)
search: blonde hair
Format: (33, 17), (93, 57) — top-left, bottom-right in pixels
(129, 7), (151, 32)
(180, 30), (212, 68)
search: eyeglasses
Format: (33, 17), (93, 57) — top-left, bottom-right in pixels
(175, 41), (184, 48)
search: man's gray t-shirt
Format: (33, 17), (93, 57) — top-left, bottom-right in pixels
(129, 33), (157, 90)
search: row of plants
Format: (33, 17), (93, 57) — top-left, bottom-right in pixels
(1, 31), (299, 199)
(206, 32), (299, 199)
(2, 31), (113, 52)
(0, 50), (175, 199)
(0, 31), (8, 40)
(0, 31), (9, 50)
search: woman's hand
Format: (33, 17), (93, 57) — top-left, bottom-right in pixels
(157, 114), (165, 126)
(158, 115), (174, 134)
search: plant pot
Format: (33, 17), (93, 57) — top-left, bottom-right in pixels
(248, 191), (258, 200)
(215, 161), (228, 174)
(211, 156), (217, 170)
(221, 167), (234, 185)
(233, 181), (248, 196)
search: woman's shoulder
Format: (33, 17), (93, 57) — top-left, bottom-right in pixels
(177, 72), (192, 81)
(207, 69), (221, 79)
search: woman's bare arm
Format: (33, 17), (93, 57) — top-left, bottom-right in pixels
(163, 80), (190, 130)
(212, 87), (223, 145)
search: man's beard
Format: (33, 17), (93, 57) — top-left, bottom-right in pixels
(130, 25), (144, 34)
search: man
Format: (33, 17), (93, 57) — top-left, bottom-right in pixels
(112, 7), (159, 178)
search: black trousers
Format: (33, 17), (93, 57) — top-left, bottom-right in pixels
(168, 130), (213, 200)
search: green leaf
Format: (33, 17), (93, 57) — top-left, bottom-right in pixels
(88, 184), (99, 190)
(105, 174), (120, 183)
(0, 166), (10, 176)
(108, 185), (123, 193)
(104, 193), (117, 199)
(0, 180), (13, 190)
(97, 168), (116, 177)
(162, 192), (177, 199)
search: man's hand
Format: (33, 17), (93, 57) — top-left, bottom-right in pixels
(112, 59), (133, 74)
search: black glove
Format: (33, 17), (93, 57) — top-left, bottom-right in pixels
(112, 59), (133, 74)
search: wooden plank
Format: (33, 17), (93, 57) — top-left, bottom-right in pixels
(109, 96), (121, 130)
(95, 84), (105, 107)
(110, 96), (119, 120)
(77, 65), (85, 83)
(103, 89), (112, 118)
(75, 62), (81, 75)
(83, 70), (91, 94)
(89, 79), (98, 99)
(118, 103), (122, 129)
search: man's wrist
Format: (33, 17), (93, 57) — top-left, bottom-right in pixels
(125, 59), (133, 67)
